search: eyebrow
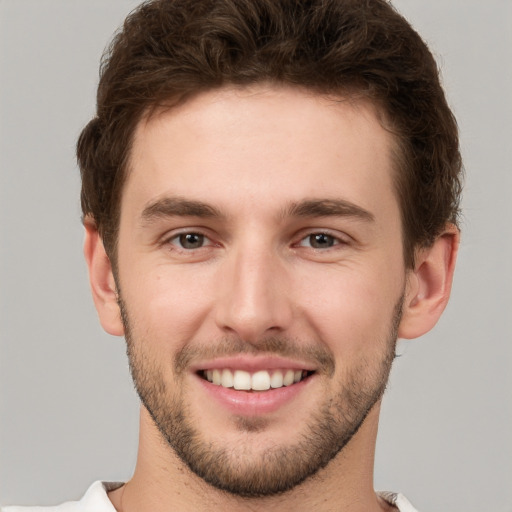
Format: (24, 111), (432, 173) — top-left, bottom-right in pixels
(141, 197), (225, 224)
(140, 196), (374, 225)
(284, 199), (375, 222)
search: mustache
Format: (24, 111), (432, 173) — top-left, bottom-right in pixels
(174, 336), (335, 377)
(118, 296), (334, 377)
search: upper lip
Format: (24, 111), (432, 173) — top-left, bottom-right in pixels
(190, 355), (318, 373)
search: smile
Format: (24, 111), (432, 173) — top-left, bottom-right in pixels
(200, 369), (314, 391)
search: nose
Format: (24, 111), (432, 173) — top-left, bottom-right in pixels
(214, 244), (293, 344)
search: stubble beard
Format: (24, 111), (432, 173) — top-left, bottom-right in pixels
(119, 295), (403, 498)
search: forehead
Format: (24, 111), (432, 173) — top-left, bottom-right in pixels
(124, 85), (399, 225)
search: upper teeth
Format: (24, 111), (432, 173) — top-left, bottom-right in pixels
(203, 369), (306, 391)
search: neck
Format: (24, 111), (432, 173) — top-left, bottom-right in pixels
(109, 404), (394, 512)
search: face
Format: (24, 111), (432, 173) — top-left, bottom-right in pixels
(115, 86), (407, 496)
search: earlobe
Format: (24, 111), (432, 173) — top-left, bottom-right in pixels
(398, 224), (460, 339)
(83, 219), (124, 336)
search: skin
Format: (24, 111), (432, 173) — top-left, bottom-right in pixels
(84, 85), (459, 512)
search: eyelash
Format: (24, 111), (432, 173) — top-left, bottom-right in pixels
(295, 232), (347, 250)
(163, 230), (349, 253)
(165, 231), (215, 251)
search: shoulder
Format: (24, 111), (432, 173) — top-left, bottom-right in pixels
(378, 491), (420, 512)
(1, 482), (123, 512)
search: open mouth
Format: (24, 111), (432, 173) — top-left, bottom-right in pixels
(199, 368), (315, 391)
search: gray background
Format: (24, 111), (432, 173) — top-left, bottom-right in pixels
(0, 1), (511, 510)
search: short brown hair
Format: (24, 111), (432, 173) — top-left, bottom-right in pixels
(77, 0), (462, 268)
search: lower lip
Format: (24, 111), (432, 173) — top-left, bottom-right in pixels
(196, 374), (313, 415)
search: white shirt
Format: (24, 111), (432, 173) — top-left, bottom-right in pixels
(2, 481), (420, 511)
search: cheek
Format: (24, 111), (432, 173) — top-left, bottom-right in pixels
(121, 262), (216, 341)
(295, 263), (403, 354)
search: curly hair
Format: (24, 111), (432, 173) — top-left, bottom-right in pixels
(77, 0), (462, 268)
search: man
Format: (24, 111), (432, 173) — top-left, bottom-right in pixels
(3, 0), (461, 511)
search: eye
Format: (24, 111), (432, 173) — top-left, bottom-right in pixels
(169, 232), (208, 250)
(298, 233), (340, 249)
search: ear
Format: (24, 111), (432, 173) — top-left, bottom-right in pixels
(398, 224), (460, 339)
(83, 219), (124, 336)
